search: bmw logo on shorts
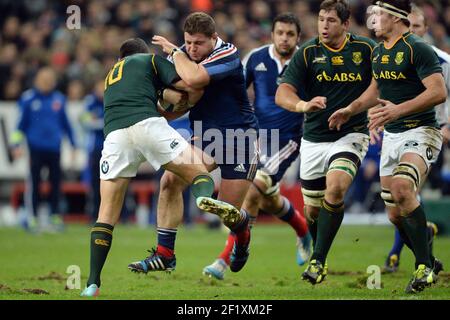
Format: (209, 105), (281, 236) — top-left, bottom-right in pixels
(426, 147), (433, 161)
(101, 160), (109, 174)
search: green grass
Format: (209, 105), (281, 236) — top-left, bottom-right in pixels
(0, 223), (449, 300)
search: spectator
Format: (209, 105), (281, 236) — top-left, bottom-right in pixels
(10, 67), (77, 233)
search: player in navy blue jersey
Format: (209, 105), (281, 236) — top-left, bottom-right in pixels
(10, 67), (77, 233)
(202, 13), (312, 280)
(136, 12), (259, 273)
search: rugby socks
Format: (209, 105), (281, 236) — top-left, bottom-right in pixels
(230, 209), (250, 247)
(275, 197), (308, 237)
(307, 215), (318, 247)
(191, 174), (215, 199)
(87, 223), (114, 287)
(427, 224), (435, 260)
(219, 233), (236, 265)
(229, 209), (249, 234)
(311, 200), (344, 264)
(388, 228), (405, 258)
(157, 227), (177, 258)
(397, 222), (436, 266)
(219, 215), (256, 265)
(396, 224), (414, 252)
(401, 205), (432, 268)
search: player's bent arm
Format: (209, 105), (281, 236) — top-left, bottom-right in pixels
(396, 73), (447, 118)
(172, 51), (210, 89)
(275, 83), (326, 113)
(172, 80), (204, 106)
(161, 88), (188, 106)
(346, 79), (380, 116)
(275, 83), (304, 112)
(186, 88), (204, 107)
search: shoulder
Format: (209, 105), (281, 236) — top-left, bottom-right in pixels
(202, 40), (239, 65)
(84, 94), (96, 106)
(402, 33), (438, 63)
(299, 37), (320, 54)
(126, 53), (152, 66)
(20, 89), (36, 102)
(402, 33), (432, 52)
(349, 34), (377, 51)
(242, 45), (270, 67)
(293, 37), (320, 64)
(245, 45), (270, 60)
(52, 91), (67, 103)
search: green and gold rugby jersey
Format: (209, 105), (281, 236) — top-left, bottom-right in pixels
(103, 53), (179, 137)
(282, 33), (375, 142)
(372, 32), (442, 132)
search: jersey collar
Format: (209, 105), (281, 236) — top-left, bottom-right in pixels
(268, 44), (298, 74)
(320, 33), (350, 53)
(214, 37), (224, 50)
(383, 31), (411, 50)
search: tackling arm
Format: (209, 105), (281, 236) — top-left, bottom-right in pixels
(171, 50), (210, 89)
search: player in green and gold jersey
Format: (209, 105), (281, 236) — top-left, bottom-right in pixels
(81, 38), (246, 297)
(329, 0), (447, 293)
(276, 0), (376, 285)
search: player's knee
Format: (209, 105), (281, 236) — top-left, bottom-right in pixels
(160, 172), (185, 192)
(390, 179), (415, 205)
(245, 185), (261, 208)
(254, 170), (279, 197)
(325, 180), (347, 203)
(261, 194), (282, 213)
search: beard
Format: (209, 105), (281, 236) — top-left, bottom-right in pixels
(275, 46), (294, 58)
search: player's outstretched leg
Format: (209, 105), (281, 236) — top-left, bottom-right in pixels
(229, 211), (251, 273)
(272, 197), (311, 265)
(81, 222), (114, 297)
(203, 215), (257, 280)
(129, 173), (213, 274)
(81, 178), (129, 297)
(196, 196), (252, 273)
(302, 199), (344, 285)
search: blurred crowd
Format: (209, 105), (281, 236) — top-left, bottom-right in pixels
(1, 0), (450, 101)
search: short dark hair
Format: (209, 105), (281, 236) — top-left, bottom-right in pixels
(183, 12), (216, 37)
(372, 0), (412, 26)
(272, 13), (301, 35)
(320, 0), (351, 23)
(119, 38), (149, 59)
